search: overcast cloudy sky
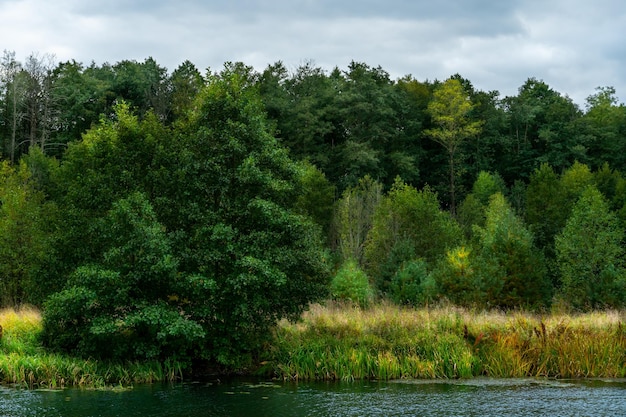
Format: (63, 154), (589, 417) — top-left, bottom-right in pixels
(1, 0), (624, 106)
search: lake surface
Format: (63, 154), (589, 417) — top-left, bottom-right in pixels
(1, 378), (625, 416)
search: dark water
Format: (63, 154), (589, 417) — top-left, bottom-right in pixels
(1, 378), (625, 417)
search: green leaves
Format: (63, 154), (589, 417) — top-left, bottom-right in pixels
(556, 186), (626, 309)
(425, 78), (483, 215)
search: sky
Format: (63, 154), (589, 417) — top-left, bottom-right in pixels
(1, 0), (625, 107)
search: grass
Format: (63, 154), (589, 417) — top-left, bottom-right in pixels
(0, 306), (184, 389)
(265, 302), (626, 381)
(3, 303), (625, 386)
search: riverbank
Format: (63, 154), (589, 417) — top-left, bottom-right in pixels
(2, 304), (626, 387)
(266, 303), (626, 380)
(0, 307), (183, 388)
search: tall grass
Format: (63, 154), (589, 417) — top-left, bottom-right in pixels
(266, 302), (626, 381)
(0, 307), (184, 388)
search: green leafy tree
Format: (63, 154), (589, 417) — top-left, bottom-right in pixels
(390, 259), (437, 307)
(457, 171), (507, 239)
(555, 186), (626, 309)
(294, 161), (336, 238)
(163, 66), (330, 365)
(0, 160), (52, 306)
(42, 192), (204, 360)
(168, 60), (204, 123)
(581, 87), (626, 169)
(43, 66), (330, 367)
(432, 246), (484, 307)
(425, 78), (482, 215)
(365, 179), (462, 291)
(501, 79), (583, 179)
(333, 175), (382, 265)
(474, 193), (551, 309)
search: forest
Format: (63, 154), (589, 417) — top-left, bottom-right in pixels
(1, 51), (626, 368)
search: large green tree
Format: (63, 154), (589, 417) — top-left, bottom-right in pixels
(474, 193), (551, 309)
(42, 66), (330, 367)
(555, 186), (626, 309)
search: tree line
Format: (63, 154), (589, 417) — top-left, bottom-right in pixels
(1, 52), (625, 365)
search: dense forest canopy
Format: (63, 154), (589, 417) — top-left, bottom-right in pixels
(1, 51), (626, 365)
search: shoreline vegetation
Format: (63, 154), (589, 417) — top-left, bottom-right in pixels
(2, 303), (625, 388)
(0, 307), (183, 389)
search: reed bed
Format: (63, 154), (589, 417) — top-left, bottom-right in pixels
(0, 307), (184, 388)
(268, 302), (626, 381)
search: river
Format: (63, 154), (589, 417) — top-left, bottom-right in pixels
(1, 378), (625, 416)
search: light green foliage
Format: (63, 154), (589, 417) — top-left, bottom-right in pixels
(425, 78), (482, 215)
(0, 160), (51, 306)
(555, 186), (626, 309)
(560, 161), (594, 207)
(331, 259), (374, 307)
(457, 171), (507, 240)
(390, 259), (437, 307)
(334, 176), (382, 265)
(365, 179), (462, 291)
(471, 171), (507, 206)
(474, 193), (551, 309)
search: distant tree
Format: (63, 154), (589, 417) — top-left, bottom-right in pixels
(334, 175), (383, 265)
(581, 87), (626, 169)
(425, 78), (482, 215)
(168, 60), (203, 122)
(293, 160), (336, 238)
(0, 50), (25, 161)
(501, 79), (583, 179)
(457, 171), (507, 240)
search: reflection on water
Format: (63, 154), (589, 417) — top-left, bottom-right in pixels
(1, 378), (626, 417)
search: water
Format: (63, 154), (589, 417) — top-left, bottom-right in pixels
(1, 378), (625, 417)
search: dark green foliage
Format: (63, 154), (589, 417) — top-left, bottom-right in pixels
(41, 192), (204, 360)
(432, 246), (485, 307)
(390, 259), (436, 307)
(375, 239), (416, 293)
(294, 161), (336, 238)
(474, 193), (551, 309)
(40, 67), (330, 367)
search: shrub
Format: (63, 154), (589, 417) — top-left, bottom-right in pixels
(331, 259), (374, 307)
(390, 259), (437, 307)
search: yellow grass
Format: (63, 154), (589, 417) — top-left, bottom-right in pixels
(268, 302), (626, 380)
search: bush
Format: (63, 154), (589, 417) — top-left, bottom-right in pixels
(389, 259), (437, 306)
(432, 246), (486, 307)
(41, 193), (205, 361)
(331, 259), (374, 307)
